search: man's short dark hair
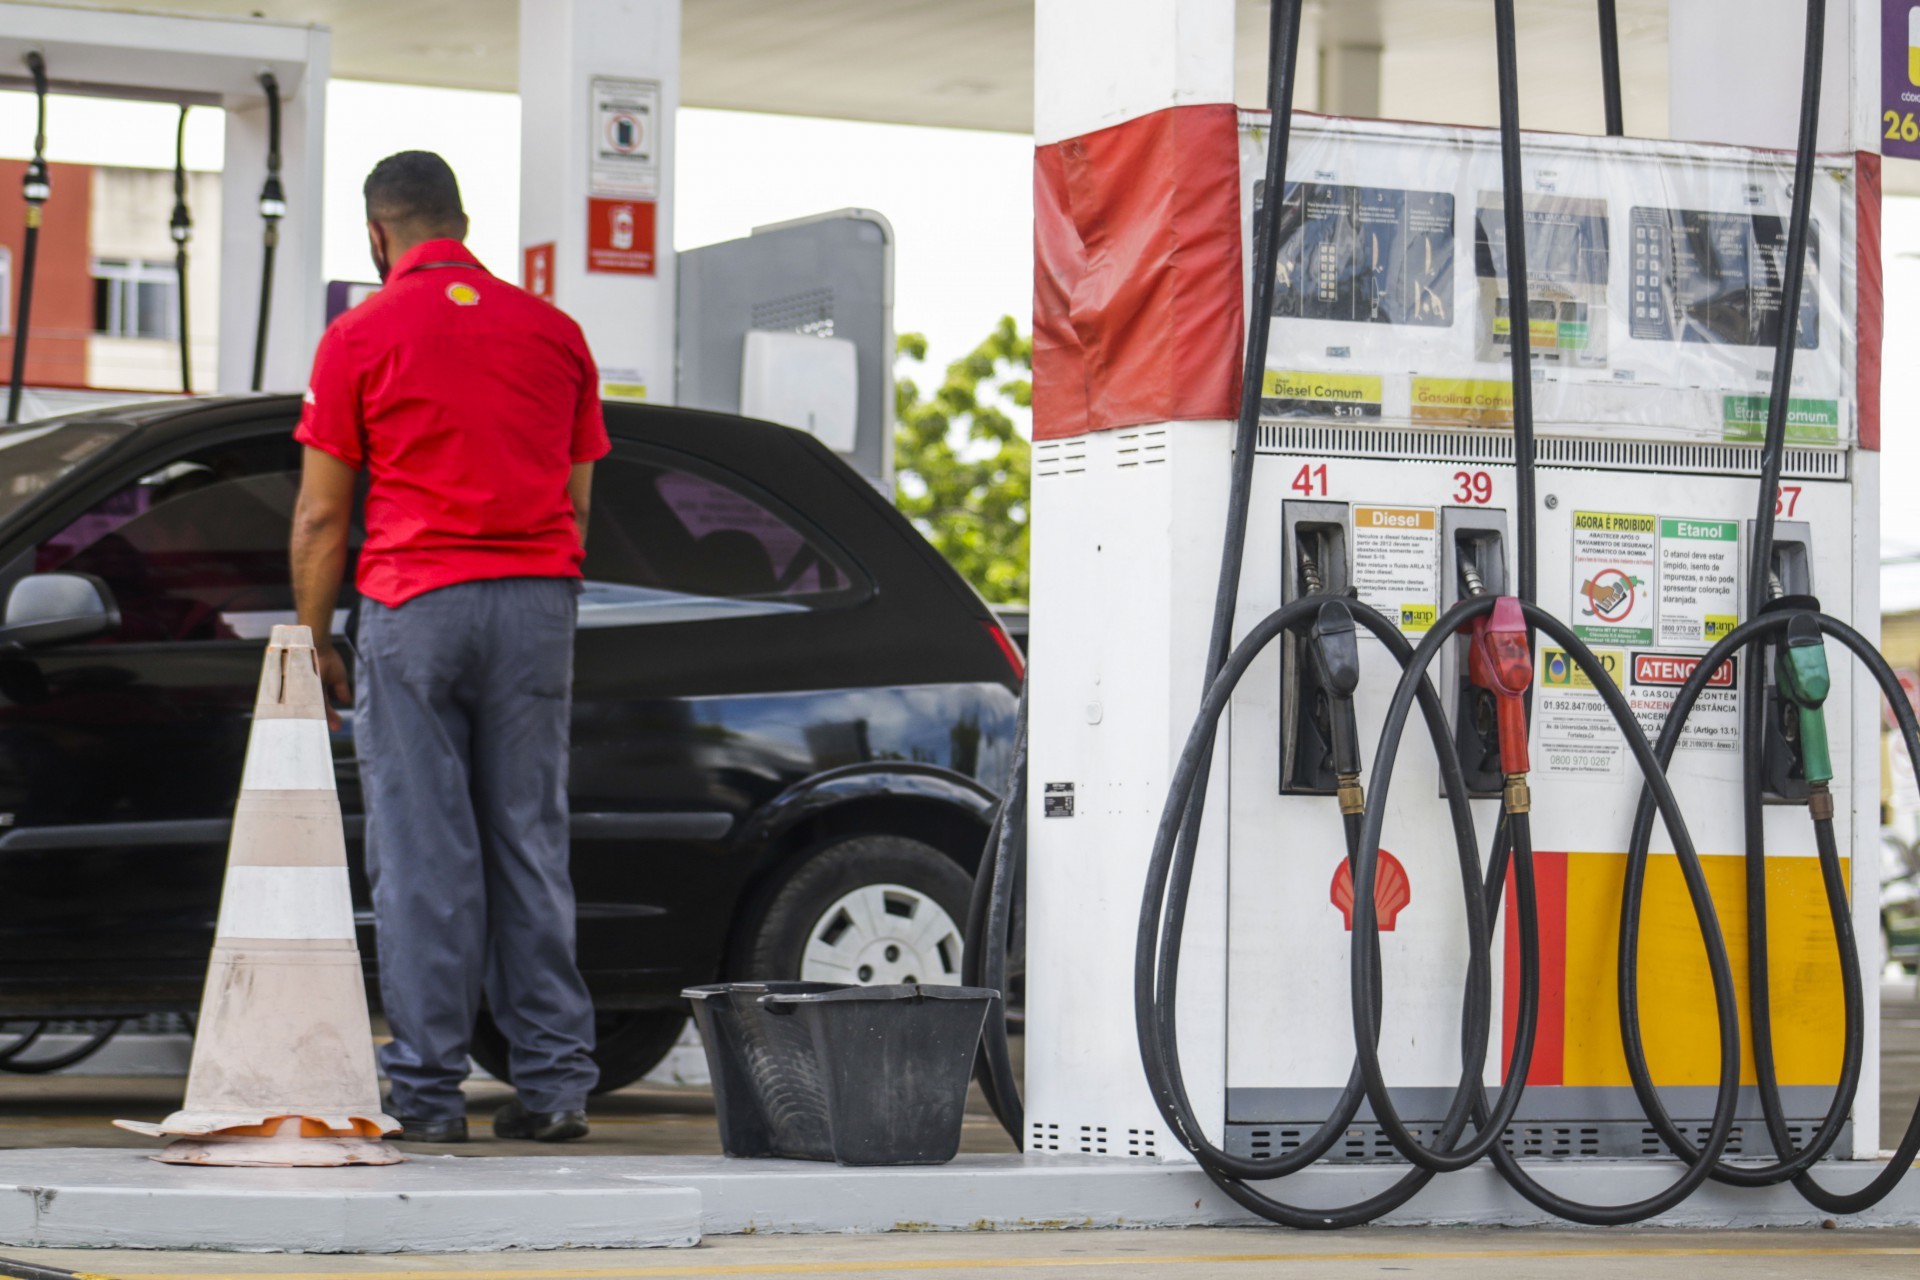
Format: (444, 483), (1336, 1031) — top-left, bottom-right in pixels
(364, 150), (468, 240)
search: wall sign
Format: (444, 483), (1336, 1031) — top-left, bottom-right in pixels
(523, 242), (556, 302)
(590, 76), (662, 198)
(587, 198), (656, 276)
(1888, 3), (1920, 157)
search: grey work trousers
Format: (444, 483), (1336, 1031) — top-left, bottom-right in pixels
(355, 576), (598, 1120)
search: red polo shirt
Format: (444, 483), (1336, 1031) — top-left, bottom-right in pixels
(295, 239), (610, 607)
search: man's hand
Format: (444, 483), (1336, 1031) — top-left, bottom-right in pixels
(292, 445), (358, 730)
(314, 641), (352, 732)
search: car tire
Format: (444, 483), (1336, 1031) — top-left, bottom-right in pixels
(470, 1007), (688, 1096)
(735, 834), (974, 986)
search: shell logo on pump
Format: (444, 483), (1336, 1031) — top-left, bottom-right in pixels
(446, 282), (481, 306)
(1330, 850), (1411, 931)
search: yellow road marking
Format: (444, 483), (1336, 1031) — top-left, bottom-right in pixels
(92, 1243), (1920, 1279)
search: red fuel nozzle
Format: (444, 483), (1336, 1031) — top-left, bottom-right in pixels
(1468, 595), (1531, 777)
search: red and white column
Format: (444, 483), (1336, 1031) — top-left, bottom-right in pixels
(1025, 0), (1247, 1154)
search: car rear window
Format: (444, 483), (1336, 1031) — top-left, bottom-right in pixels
(583, 452), (865, 617)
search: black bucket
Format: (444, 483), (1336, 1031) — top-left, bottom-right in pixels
(682, 981), (994, 1166)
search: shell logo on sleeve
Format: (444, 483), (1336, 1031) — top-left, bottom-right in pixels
(446, 282), (481, 306)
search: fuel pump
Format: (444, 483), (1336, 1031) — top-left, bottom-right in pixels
(6, 50), (49, 425)
(1001, 0), (1919, 1230)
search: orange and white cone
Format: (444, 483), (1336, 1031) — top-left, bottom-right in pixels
(116, 625), (400, 1166)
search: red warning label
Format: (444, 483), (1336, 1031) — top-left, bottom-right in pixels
(1631, 652), (1736, 688)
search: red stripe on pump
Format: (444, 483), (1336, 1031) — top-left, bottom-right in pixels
(1503, 850), (1568, 1086)
(1856, 150), (1881, 452)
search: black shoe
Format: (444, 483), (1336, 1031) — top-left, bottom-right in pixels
(391, 1114), (469, 1144)
(493, 1098), (589, 1142)
(383, 1095), (468, 1143)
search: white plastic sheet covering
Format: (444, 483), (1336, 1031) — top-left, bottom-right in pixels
(1240, 112), (1860, 448)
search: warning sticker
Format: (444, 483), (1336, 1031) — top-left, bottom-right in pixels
(1537, 646), (1626, 777)
(1352, 505), (1438, 634)
(1261, 370), (1383, 419)
(589, 76), (663, 199)
(1657, 517), (1740, 649)
(1626, 651), (1740, 754)
(1572, 510), (1656, 646)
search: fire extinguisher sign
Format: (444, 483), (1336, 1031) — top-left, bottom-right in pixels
(587, 197), (657, 276)
(1570, 510), (1656, 646)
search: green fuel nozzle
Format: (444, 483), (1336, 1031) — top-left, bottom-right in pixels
(1776, 612), (1832, 787)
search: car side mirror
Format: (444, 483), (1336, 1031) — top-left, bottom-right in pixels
(0, 572), (119, 650)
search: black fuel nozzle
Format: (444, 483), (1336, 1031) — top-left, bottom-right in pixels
(1307, 599), (1363, 786)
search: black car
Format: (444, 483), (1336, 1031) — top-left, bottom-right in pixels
(0, 396), (1021, 1090)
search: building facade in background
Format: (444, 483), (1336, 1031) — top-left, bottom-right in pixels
(0, 159), (219, 396)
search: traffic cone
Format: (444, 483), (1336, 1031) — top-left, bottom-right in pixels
(116, 625), (400, 1166)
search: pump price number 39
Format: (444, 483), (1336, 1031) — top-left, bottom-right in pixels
(1453, 470), (1493, 504)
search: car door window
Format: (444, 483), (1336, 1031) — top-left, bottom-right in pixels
(34, 433), (357, 643)
(581, 452), (865, 627)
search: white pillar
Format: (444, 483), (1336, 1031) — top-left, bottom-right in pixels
(218, 43), (328, 395)
(518, 0), (679, 406)
(1668, 0), (1874, 151)
(1028, 0), (1240, 1155)
(1034, 0), (1235, 144)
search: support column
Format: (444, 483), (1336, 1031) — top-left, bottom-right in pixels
(218, 45), (327, 394)
(1668, 0), (1872, 150)
(1028, 0), (1241, 1155)
(518, 0), (679, 406)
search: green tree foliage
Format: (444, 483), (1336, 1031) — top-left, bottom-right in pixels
(893, 316), (1031, 604)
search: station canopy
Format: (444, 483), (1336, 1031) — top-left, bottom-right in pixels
(34, 0), (1676, 139)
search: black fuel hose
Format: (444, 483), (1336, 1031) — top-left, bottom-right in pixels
(1493, 0), (1536, 603)
(1597, 0), (1624, 137)
(1355, 595), (1742, 1224)
(1339, 0), (1742, 1223)
(251, 73), (285, 393)
(6, 52), (49, 426)
(1623, 0), (1920, 1209)
(171, 105), (192, 396)
(962, 682), (1026, 1147)
(1137, 591), (1498, 1228)
(1619, 610), (1863, 1188)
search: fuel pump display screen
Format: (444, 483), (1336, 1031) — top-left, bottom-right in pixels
(1627, 206), (1820, 349)
(1473, 193), (1611, 367)
(1261, 181), (1454, 327)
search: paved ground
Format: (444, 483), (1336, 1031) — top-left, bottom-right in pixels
(9, 1227), (1920, 1278)
(0, 982), (1911, 1275)
(0, 1071), (1018, 1158)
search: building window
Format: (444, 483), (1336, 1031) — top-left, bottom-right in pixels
(91, 258), (178, 340)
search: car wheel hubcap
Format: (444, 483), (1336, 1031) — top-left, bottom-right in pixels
(800, 882), (962, 986)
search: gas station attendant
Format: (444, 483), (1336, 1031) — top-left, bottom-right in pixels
(289, 150), (608, 1145)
